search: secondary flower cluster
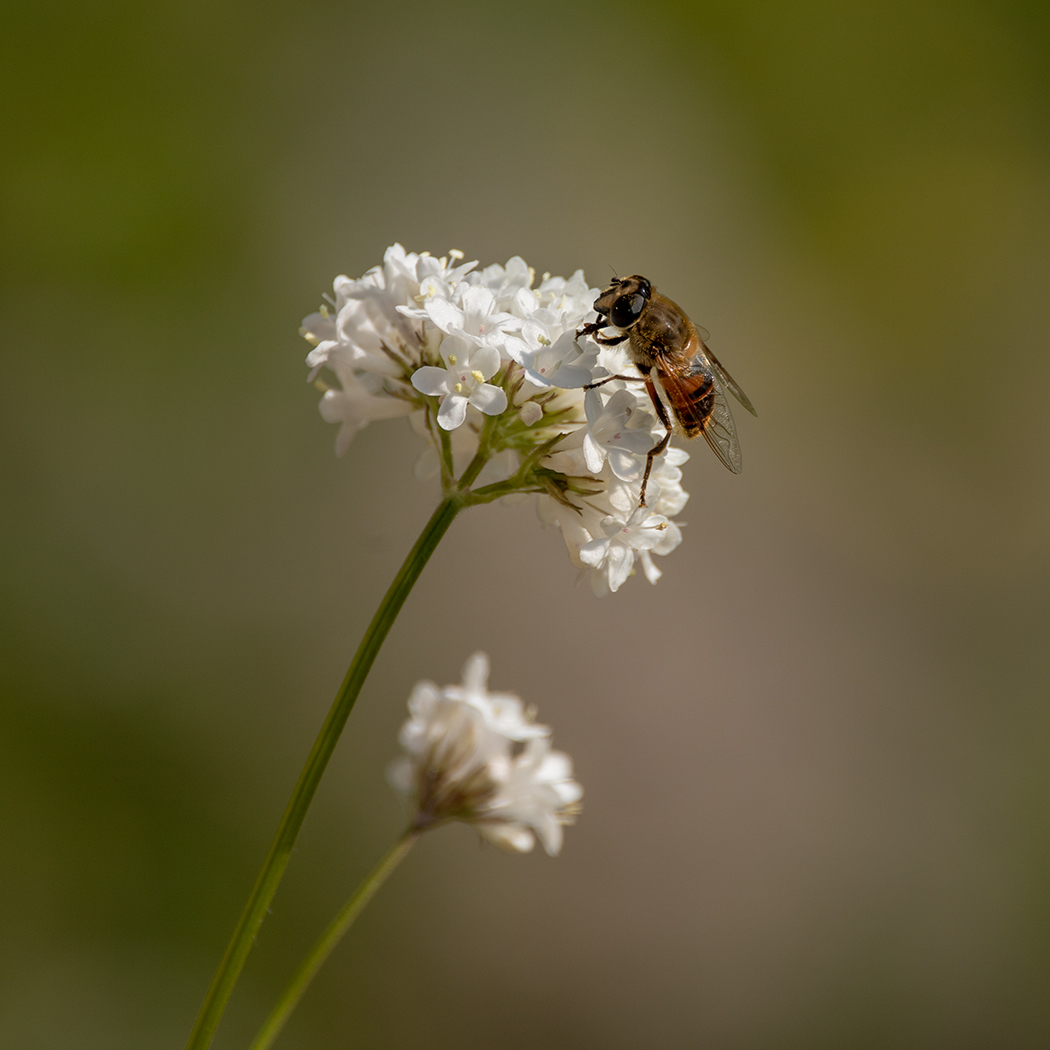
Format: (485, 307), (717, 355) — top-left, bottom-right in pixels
(301, 244), (689, 594)
(387, 653), (582, 855)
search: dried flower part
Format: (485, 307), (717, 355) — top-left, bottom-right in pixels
(388, 654), (582, 856)
(302, 245), (690, 594)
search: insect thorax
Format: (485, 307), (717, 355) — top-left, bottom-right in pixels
(628, 297), (693, 370)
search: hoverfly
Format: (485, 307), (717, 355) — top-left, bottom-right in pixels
(575, 275), (756, 506)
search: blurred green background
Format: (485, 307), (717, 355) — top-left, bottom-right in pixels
(2, 0), (1050, 1046)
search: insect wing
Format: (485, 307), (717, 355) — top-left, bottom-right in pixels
(656, 365), (743, 474)
(696, 340), (757, 417)
(701, 378), (743, 473)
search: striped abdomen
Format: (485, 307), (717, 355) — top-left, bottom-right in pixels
(656, 359), (716, 437)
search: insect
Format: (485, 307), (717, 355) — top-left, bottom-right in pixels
(575, 275), (756, 506)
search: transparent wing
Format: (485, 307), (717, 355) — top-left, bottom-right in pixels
(695, 339), (757, 417)
(657, 365), (743, 475)
(701, 379), (743, 474)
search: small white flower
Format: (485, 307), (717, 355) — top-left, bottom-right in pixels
(410, 336), (508, 430)
(638, 520), (685, 584)
(366, 244), (477, 343)
(535, 269), (597, 324)
(472, 255), (536, 313)
(578, 505), (671, 596)
(388, 653), (582, 855)
(444, 652), (549, 743)
(506, 326), (599, 389)
(417, 283), (516, 354)
(581, 387), (658, 480)
(330, 297), (406, 377)
(647, 447), (691, 517)
(478, 737), (584, 855)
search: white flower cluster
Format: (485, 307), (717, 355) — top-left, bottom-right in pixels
(301, 244), (689, 595)
(387, 653), (582, 855)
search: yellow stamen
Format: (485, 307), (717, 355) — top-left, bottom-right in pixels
(471, 370), (485, 383)
(454, 382), (464, 394)
(447, 354), (457, 366)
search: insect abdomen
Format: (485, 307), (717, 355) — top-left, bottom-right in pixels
(659, 363), (716, 437)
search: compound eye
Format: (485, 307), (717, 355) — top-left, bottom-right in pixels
(610, 293), (646, 328)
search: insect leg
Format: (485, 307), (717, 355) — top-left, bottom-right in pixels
(574, 321), (606, 339)
(574, 321), (628, 346)
(583, 373), (647, 391)
(639, 377), (674, 507)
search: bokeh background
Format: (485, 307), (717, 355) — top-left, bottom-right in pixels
(3, 0), (1050, 1046)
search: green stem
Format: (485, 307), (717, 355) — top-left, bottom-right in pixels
(458, 414), (500, 490)
(438, 425), (455, 491)
(247, 831), (419, 1050)
(184, 496), (463, 1050)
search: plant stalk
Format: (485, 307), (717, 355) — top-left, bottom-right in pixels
(247, 831), (419, 1050)
(184, 496), (463, 1050)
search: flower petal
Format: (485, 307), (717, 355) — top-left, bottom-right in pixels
(578, 537), (608, 569)
(469, 343), (501, 379)
(436, 393), (468, 430)
(582, 430), (606, 475)
(461, 652), (490, 697)
(606, 545), (635, 592)
(423, 296), (464, 332)
(411, 366), (452, 396)
(467, 383), (508, 416)
(639, 550), (663, 584)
